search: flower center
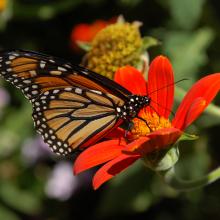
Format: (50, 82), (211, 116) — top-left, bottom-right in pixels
(131, 109), (172, 137)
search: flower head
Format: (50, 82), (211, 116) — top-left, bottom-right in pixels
(86, 22), (143, 79)
(0, 0), (7, 12)
(74, 56), (220, 189)
(70, 19), (115, 52)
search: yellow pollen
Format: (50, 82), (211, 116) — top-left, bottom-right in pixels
(131, 111), (172, 137)
(86, 22), (143, 79)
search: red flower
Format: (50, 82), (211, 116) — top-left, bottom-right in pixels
(73, 56), (220, 189)
(70, 19), (115, 52)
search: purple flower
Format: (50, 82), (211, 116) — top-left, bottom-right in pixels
(45, 161), (79, 201)
(0, 88), (10, 109)
(21, 135), (53, 165)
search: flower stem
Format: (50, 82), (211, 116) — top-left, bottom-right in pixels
(159, 166), (220, 191)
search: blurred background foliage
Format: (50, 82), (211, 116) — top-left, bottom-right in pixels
(0, 0), (220, 219)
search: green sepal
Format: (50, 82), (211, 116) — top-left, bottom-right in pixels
(177, 132), (198, 142)
(143, 146), (180, 172)
(76, 41), (92, 51)
(143, 132), (198, 172)
(142, 36), (161, 50)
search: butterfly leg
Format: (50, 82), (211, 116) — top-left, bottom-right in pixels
(136, 116), (153, 132)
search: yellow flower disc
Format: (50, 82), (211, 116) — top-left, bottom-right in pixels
(86, 22), (143, 79)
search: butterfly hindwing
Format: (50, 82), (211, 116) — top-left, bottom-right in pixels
(32, 87), (124, 155)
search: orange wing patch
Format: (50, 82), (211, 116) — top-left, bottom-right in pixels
(32, 88), (122, 156)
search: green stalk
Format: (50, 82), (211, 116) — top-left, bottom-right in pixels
(159, 166), (220, 191)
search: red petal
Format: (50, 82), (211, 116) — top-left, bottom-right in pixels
(173, 73), (220, 130)
(184, 97), (206, 129)
(124, 128), (182, 156)
(104, 127), (126, 139)
(114, 66), (147, 95)
(73, 139), (126, 175)
(148, 56), (174, 118)
(92, 154), (140, 190)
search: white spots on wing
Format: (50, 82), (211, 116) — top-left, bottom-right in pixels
(64, 64), (71, 68)
(91, 90), (102, 95)
(46, 140), (52, 145)
(23, 80), (31, 84)
(32, 85), (38, 89)
(6, 68), (12, 72)
(53, 89), (60, 94)
(9, 55), (16, 60)
(116, 107), (121, 112)
(58, 66), (67, 72)
(82, 70), (89, 75)
(49, 59), (55, 63)
(50, 70), (62, 75)
(40, 61), (46, 69)
(59, 148), (64, 153)
(64, 88), (72, 91)
(32, 90), (39, 95)
(44, 91), (49, 95)
(75, 88), (82, 94)
(29, 70), (37, 76)
(12, 53), (19, 57)
(5, 61), (11, 64)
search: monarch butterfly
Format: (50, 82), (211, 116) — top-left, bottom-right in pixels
(0, 50), (152, 156)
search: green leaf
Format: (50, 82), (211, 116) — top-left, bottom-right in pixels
(97, 162), (156, 216)
(0, 205), (20, 220)
(178, 133), (199, 142)
(76, 41), (92, 51)
(0, 181), (42, 214)
(163, 28), (214, 89)
(168, 0), (205, 29)
(142, 36), (161, 50)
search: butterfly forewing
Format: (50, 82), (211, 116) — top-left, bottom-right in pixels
(0, 50), (131, 102)
(32, 87), (124, 155)
(0, 50), (131, 155)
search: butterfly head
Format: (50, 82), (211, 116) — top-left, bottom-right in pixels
(117, 95), (151, 120)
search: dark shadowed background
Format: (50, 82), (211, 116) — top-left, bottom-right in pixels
(0, 0), (220, 219)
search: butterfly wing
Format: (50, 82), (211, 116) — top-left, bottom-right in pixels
(32, 87), (124, 155)
(0, 50), (131, 101)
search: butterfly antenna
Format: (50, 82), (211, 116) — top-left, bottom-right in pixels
(148, 78), (188, 96)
